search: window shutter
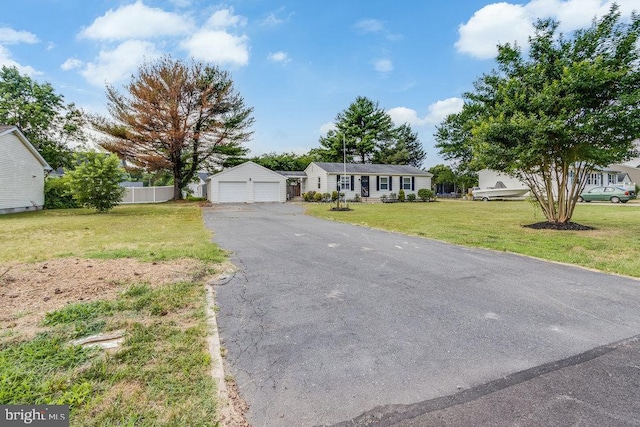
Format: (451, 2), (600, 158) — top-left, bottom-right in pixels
(336, 175), (340, 190)
(412, 176), (415, 191)
(389, 176), (392, 191)
(350, 175), (354, 191)
(400, 176), (403, 190)
(376, 176), (380, 191)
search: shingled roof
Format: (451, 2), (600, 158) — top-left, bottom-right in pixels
(312, 162), (432, 176)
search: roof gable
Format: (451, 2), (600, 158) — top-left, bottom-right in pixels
(0, 125), (52, 170)
(207, 161), (286, 181)
(309, 162), (432, 176)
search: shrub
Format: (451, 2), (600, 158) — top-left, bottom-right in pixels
(331, 191), (339, 202)
(303, 191), (316, 202)
(407, 193), (416, 202)
(314, 192), (323, 202)
(66, 152), (126, 212)
(323, 193), (331, 202)
(354, 194), (361, 202)
(44, 176), (80, 209)
(418, 188), (434, 202)
(389, 192), (397, 201)
(398, 189), (405, 202)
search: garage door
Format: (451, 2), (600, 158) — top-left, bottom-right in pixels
(219, 181), (247, 203)
(254, 182), (280, 202)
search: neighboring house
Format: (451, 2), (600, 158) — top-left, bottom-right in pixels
(302, 162), (432, 200)
(478, 166), (636, 195)
(609, 157), (640, 190)
(207, 161), (287, 203)
(0, 125), (52, 214)
(185, 172), (210, 199)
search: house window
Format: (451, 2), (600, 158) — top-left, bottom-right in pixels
(380, 177), (389, 190)
(402, 177), (412, 190)
(318, 177), (321, 189)
(587, 173), (597, 185)
(340, 176), (351, 191)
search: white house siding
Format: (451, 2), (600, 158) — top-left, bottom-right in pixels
(304, 173), (432, 199)
(302, 163), (326, 194)
(208, 161), (286, 203)
(0, 131), (48, 214)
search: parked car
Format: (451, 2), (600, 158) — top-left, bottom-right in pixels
(578, 186), (637, 203)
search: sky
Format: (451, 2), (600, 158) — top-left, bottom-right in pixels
(2, 0), (640, 168)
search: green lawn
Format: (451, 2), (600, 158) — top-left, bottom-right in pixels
(0, 203), (225, 263)
(0, 203), (224, 426)
(305, 199), (640, 278)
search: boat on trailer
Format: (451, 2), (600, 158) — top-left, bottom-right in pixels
(471, 181), (530, 201)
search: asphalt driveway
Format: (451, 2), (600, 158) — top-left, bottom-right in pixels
(203, 203), (640, 426)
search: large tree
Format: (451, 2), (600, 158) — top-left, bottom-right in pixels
(436, 5), (640, 224)
(374, 123), (426, 167)
(94, 57), (254, 200)
(318, 96), (426, 166)
(0, 66), (86, 169)
(249, 151), (320, 171)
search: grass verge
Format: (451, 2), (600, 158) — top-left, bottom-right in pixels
(0, 202), (223, 426)
(305, 199), (640, 278)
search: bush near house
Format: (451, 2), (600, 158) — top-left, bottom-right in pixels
(398, 189), (406, 202)
(418, 188), (434, 202)
(407, 193), (416, 202)
(44, 176), (80, 209)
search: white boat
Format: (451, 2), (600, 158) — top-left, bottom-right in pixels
(472, 181), (530, 201)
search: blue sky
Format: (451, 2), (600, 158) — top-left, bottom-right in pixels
(2, 0), (639, 168)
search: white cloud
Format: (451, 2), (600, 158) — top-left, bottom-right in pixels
(80, 0), (192, 40)
(387, 107), (423, 126)
(0, 27), (40, 75)
(205, 8), (247, 30)
(61, 58), (83, 71)
(373, 59), (393, 73)
(456, 0), (640, 60)
(261, 13), (284, 27)
(320, 122), (336, 136)
(456, 3), (533, 60)
(354, 19), (385, 34)
(81, 40), (161, 86)
(268, 51), (290, 64)
(353, 18), (402, 41)
(180, 8), (250, 67)
(0, 45), (40, 75)
(387, 98), (464, 126)
(180, 30), (249, 66)
(424, 98), (465, 124)
(0, 27), (38, 44)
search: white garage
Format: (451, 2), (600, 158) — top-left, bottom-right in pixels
(208, 161), (287, 204)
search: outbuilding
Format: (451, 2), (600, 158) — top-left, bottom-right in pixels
(207, 161), (287, 203)
(0, 125), (52, 214)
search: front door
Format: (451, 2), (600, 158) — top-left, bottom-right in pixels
(361, 176), (369, 197)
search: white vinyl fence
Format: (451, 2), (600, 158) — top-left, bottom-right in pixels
(121, 186), (174, 204)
